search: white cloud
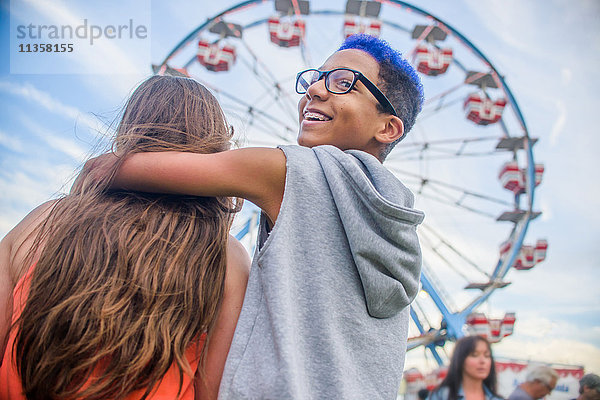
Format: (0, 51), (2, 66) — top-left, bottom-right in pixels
(0, 129), (25, 153)
(499, 266), (599, 315)
(0, 81), (106, 134)
(20, 0), (145, 72)
(12, 0), (149, 98)
(513, 315), (579, 341)
(550, 99), (567, 146)
(464, 0), (538, 56)
(15, 112), (91, 163)
(561, 68), (573, 85)
(0, 160), (76, 238)
(539, 197), (553, 222)
(494, 337), (600, 371)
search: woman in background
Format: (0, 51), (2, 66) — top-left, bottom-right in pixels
(429, 336), (503, 400)
(0, 75), (250, 400)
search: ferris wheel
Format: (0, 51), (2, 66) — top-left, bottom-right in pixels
(153, 0), (546, 364)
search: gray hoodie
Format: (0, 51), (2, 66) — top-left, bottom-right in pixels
(218, 144), (424, 399)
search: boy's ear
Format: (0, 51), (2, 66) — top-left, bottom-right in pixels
(375, 115), (404, 144)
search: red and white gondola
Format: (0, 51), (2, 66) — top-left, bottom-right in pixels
(343, 17), (382, 38)
(414, 45), (452, 76)
(268, 16), (305, 47)
(464, 92), (507, 125)
(465, 312), (516, 343)
(500, 239), (548, 270)
(197, 40), (236, 72)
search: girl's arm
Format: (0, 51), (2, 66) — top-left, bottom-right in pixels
(112, 147), (287, 224)
(195, 235), (251, 400)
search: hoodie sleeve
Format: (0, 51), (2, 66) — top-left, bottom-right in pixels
(313, 146), (425, 318)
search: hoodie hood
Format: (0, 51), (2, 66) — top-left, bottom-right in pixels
(313, 145), (424, 318)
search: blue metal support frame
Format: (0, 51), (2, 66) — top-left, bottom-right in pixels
(420, 271), (463, 339)
(410, 307), (444, 364)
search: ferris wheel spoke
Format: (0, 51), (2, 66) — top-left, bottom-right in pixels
(391, 168), (513, 208)
(392, 148), (504, 161)
(251, 117), (296, 143)
(413, 298), (435, 331)
(421, 223), (492, 279)
(230, 107), (296, 143)
(390, 135), (502, 157)
(245, 84), (298, 126)
(183, 55), (196, 70)
(237, 39), (300, 122)
(388, 135), (508, 162)
(420, 232), (473, 283)
(406, 24), (435, 58)
(401, 135), (502, 148)
(498, 116), (511, 138)
(236, 55), (286, 100)
(236, 60), (298, 124)
(419, 96), (464, 120)
(422, 261), (457, 313)
(421, 68), (492, 106)
(240, 95), (298, 140)
(223, 97), (295, 138)
(391, 148), (484, 162)
(398, 151), (502, 161)
(414, 190), (499, 219)
(195, 78), (297, 141)
(227, 107), (294, 143)
(288, 0), (312, 67)
(423, 83), (464, 109)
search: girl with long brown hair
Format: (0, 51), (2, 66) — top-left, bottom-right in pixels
(0, 75), (250, 400)
(428, 336), (503, 400)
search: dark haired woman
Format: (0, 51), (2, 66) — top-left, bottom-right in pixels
(0, 75), (250, 400)
(429, 336), (503, 400)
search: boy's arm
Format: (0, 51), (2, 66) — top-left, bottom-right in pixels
(113, 147), (286, 223)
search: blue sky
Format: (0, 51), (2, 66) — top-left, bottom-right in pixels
(1, 0), (599, 378)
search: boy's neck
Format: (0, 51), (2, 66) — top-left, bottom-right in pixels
(298, 143), (384, 163)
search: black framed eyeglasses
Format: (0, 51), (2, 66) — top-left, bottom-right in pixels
(295, 67), (398, 117)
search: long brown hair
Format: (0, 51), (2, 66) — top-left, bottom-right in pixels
(14, 75), (238, 400)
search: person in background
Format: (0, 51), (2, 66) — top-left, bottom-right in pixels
(428, 336), (502, 400)
(573, 373), (600, 400)
(508, 365), (559, 400)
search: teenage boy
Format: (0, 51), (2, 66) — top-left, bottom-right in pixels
(105, 34), (425, 399)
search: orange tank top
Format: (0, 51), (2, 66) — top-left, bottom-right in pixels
(0, 264), (204, 400)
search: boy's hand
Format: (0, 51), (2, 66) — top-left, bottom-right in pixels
(71, 153), (120, 194)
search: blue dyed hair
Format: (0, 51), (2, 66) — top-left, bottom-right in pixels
(338, 34), (424, 158)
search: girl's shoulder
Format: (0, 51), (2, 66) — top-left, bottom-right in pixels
(1, 200), (57, 285)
